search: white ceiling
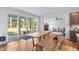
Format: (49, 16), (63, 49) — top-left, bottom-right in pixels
(14, 7), (79, 16)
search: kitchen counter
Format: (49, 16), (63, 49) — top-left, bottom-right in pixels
(76, 33), (79, 37)
(76, 33), (79, 50)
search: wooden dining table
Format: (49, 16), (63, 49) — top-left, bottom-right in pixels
(37, 38), (57, 51)
(37, 35), (65, 51)
(26, 31), (51, 50)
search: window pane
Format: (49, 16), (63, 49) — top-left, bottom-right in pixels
(29, 18), (38, 33)
(8, 15), (18, 36)
(20, 17), (27, 35)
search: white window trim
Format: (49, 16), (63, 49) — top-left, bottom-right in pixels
(7, 14), (39, 41)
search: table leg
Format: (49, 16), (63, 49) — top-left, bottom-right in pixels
(32, 38), (35, 51)
(39, 37), (41, 41)
(32, 37), (42, 51)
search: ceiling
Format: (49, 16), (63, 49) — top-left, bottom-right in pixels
(14, 7), (79, 16)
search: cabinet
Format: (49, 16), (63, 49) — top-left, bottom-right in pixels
(70, 12), (79, 25)
(77, 13), (79, 24)
(70, 31), (79, 42)
(70, 12), (79, 42)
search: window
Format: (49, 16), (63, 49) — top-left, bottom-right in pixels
(8, 14), (38, 36)
(19, 17), (27, 35)
(29, 18), (38, 33)
(8, 15), (18, 36)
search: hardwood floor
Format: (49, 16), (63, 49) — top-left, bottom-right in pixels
(61, 40), (77, 51)
(0, 34), (77, 51)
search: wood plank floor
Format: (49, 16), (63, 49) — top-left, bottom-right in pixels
(60, 40), (77, 51)
(0, 35), (78, 51)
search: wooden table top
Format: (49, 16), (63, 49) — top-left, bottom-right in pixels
(26, 31), (50, 38)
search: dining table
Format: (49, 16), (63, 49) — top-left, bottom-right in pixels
(26, 31), (51, 50)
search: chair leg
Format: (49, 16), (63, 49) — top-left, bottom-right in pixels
(36, 44), (43, 51)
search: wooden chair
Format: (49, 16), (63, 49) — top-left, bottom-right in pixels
(54, 36), (65, 51)
(36, 44), (43, 51)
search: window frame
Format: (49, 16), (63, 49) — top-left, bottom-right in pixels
(19, 16), (28, 35)
(8, 14), (19, 36)
(7, 14), (39, 40)
(28, 18), (38, 33)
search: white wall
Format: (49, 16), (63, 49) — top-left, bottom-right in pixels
(0, 8), (7, 36)
(46, 13), (65, 29)
(0, 7), (39, 36)
(43, 12), (70, 39)
(64, 12), (70, 39)
(38, 16), (44, 31)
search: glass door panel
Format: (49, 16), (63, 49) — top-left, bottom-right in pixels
(8, 15), (18, 36)
(19, 17), (28, 35)
(29, 18), (38, 33)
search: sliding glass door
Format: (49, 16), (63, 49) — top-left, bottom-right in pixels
(8, 15), (38, 36)
(19, 17), (28, 35)
(29, 18), (38, 33)
(8, 15), (18, 36)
